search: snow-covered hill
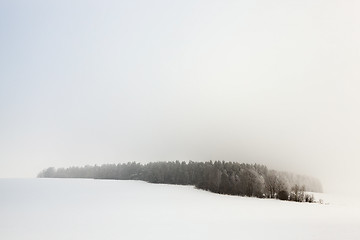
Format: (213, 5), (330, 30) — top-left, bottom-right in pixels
(1, 179), (359, 240)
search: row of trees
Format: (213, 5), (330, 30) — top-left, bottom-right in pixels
(38, 161), (322, 202)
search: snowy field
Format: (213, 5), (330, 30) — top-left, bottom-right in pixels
(1, 179), (360, 240)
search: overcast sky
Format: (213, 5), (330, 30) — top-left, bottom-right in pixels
(1, 0), (359, 195)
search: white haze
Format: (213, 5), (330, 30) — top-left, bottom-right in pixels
(0, 0), (360, 195)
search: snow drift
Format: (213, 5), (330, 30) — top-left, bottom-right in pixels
(0, 178), (359, 240)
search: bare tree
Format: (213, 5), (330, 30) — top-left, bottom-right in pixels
(265, 171), (288, 198)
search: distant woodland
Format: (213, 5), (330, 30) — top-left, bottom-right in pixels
(38, 161), (322, 203)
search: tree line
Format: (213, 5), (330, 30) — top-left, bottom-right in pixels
(38, 161), (322, 202)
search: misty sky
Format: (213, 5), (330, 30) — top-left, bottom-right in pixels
(1, 0), (359, 195)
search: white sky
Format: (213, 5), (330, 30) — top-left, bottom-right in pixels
(1, 0), (360, 195)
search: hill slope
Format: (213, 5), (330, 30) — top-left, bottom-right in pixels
(0, 179), (359, 240)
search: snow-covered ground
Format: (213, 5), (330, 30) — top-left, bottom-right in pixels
(1, 179), (360, 240)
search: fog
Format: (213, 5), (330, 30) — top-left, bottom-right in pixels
(1, 0), (359, 195)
